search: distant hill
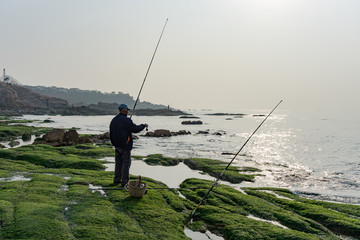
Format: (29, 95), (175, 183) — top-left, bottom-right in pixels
(0, 82), (186, 116)
(0, 82), (68, 115)
(25, 85), (167, 109)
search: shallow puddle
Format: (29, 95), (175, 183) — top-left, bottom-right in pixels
(89, 183), (107, 196)
(247, 214), (288, 229)
(103, 158), (216, 188)
(184, 228), (224, 240)
(0, 175), (32, 182)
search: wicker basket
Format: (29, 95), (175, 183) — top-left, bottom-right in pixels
(128, 176), (147, 198)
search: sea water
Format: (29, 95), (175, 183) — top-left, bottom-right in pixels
(18, 109), (360, 204)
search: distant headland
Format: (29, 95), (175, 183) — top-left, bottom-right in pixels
(0, 72), (187, 116)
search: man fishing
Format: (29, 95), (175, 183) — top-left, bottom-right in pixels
(110, 103), (148, 187)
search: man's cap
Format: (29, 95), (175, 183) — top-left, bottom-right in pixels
(118, 104), (130, 111)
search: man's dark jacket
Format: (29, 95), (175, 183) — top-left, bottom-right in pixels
(109, 113), (145, 150)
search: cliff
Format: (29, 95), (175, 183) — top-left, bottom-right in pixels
(0, 82), (68, 115)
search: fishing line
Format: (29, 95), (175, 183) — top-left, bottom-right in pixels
(130, 18), (169, 119)
(185, 100), (283, 226)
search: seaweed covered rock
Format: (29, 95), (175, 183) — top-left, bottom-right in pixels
(0, 144), (107, 170)
(0, 120), (50, 142)
(143, 154), (181, 166)
(184, 158), (260, 183)
(0, 156), (192, 240)
(21, 133), (31, 141)
(180, 179), (360, 240)
(8, 140), (20, 147)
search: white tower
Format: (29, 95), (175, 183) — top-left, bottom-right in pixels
(3, 68), (9, 83)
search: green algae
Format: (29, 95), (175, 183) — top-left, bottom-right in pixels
(1, 124), (360, 239)
(59, 143), (114, 158)
(0, 141), (192, 239)
(144, 153), (180, 166)
(0, 121), (50, 141)
(180, 179), (358, 239)
(183, 158), (260, 183)
(244, 188), (360, 238)
(0, 144), (106, 170)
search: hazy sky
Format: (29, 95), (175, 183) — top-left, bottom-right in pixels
(1, 0), (359, 113)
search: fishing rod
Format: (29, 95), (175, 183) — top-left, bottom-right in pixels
(185, 100), (283, 226)
(130, 18), (169, 119)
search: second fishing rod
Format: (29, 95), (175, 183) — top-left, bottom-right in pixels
(185, 100), (283, 226)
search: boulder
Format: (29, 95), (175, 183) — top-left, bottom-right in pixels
(98, 132), (110, 140)
(145, 131), (155, 137)
(154, 129), (171, 137)
(0, 143), (6, 148)
(44, 129), (65, 143)
(89, 132), (110, 144)
(64, 129), (79, 145)
(34, 128), (90, 146)
(78, 136), (92, 144)
(43, 119), (54, 123)
(181, 120), (203, 125)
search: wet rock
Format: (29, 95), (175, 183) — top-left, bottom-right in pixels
(145, 129), (171, 137)
(44, 129), (65, 144)
(64, 129), (79, 145)
(154, 129), (171, 137)
(43, 119), (54, 123)
(78, 136), (92, 144)
(181, 120), (203, 125)
(196, 131), (209, 135)
(0, 143), (6, 148)
(145, 131), (155, 137)
(213, 132), (223, 136)
(21, 133), (32, 141)
(145, 129), (191, 137)
(179, 115), (200, 119)
(171, 130), (191, 136)
(89, 132), (110, 144)
(34, 129), (91, 146)
(222, 152), (236, 155)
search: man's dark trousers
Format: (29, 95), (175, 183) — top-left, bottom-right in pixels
(114, 147), (131, 185)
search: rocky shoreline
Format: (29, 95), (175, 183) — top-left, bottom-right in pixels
(1, 119), (360, 239)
